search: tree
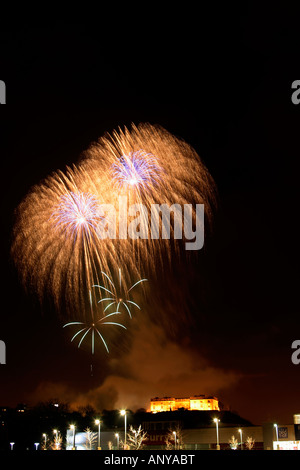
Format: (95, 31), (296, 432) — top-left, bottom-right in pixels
(126, 425), (148, 450)
(84, 427), (97, 450)
(107, 441), (113, 450)
(51, 430), (63, 450)
(165, 424), (184, 450)
(245, 436), (255, 450)
(229, 435), (239, 450)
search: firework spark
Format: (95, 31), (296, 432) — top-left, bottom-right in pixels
(93, 268), (147, 319)
(63, 291), (126, 354)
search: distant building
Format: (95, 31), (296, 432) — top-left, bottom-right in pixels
(150, 395), (219, 413)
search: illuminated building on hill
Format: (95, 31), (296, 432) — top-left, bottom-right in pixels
(150, 395), (220, 412)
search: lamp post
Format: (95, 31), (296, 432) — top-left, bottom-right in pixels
(115, 433), (119, 450)
(213, 418), (220, 450)
(95, 419), (101, 450)
(70, 424), (76, 450)
(173, 431), (177, 450)
(274, 423), (279, 449)
(120, 410), (127, 448)
(238, 429), (243, 450)
(43, 433), (47, 450)
(53, 429), (59, 450)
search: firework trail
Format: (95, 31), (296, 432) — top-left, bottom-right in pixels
(93, 268), (147, 319)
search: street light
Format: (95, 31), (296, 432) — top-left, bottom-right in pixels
(213, 418), (220, 450)
(173, 431), (177, 450)
(95, 419), (101, 450)
(10, 442), (15, 450)
(42, 433), (47, 450)
(120, 410), (127, 448)
(34, 443), (39, 450)
(238, 429), (243, 450)
(70, 424), (76, 450)
(53, 429), (59, 450)
(115, 433), (119, 450)
(274, 423), (279, 449)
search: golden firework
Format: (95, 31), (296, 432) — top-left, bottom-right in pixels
(11, 123), (217, 321)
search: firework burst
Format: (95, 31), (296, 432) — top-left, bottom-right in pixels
(63, 291), (126, 354)
(93, 268), (147, 319)
(51, 191), (105, 241)
(111, 149), (162, 194)
(10, 164), (136, 319)
(81, 123), (217, 272)
(11, 123), (217, 325)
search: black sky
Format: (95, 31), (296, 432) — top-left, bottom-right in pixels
(1, 7), (300, 425)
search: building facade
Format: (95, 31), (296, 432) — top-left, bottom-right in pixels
(65, 413), (300, 450)
(150, 395), (219, 413)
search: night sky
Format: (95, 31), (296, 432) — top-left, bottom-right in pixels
(1, 7), (300, 426)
